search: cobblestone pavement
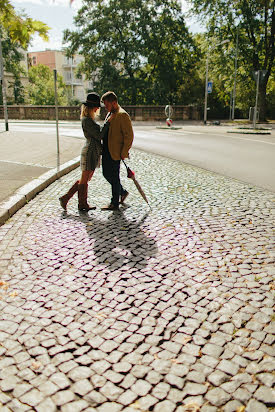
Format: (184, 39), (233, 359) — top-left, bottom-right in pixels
(0, 149), (274, 412)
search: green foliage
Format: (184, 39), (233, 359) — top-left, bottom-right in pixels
(0, 0), (50, 104)
(0, 28), (26, 104)
(64, 0), (200, 105)
(187, 0), (275, 119)
(26, 64), (68, 105)
(0, 0), (49, 48)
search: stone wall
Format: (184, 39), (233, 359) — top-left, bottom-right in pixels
(0, 105), (200, 121)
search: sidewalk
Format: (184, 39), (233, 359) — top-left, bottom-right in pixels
(0, 130), (83, 203)
(0, 149), (274, 411)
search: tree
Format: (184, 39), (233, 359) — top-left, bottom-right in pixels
(26, 64), (68, 105)
(0, 0), (49, 48)
(187, 0), (275, 120)
(0, 0), (50, 104)
(64, 0), (199, 105)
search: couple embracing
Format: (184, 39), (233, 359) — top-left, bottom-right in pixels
(59, 91), (134, 212)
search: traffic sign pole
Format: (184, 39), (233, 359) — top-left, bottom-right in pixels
(0, 26), (9, 132)
(204, 49), (209, 125)
(253, 71), (260, 129)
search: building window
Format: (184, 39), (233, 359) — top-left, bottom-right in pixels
(32, 56), (37, 65)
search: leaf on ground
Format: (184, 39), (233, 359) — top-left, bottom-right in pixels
(9, 291), (18, 298)
(31, 361), (42, 370)
(182, 402), (200, 411)
(130, 400), (141, 410)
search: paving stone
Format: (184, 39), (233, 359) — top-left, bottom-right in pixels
(90, 360), (111, 374)
(96, 403), (122, 412)
(52, 390), (75, 406)
(113, 362), (132, 373)
(208, 370), (229, 386)
(38, 381), (59, 396)
(120, 374), (136, 389)
(256, 372), (275, 387)
(84, 390), (107, 405)
(152, 382), (170, 400)
(233, 388), (251, 404)
(131, 379), (152, 396)
(201, 343), (223, 358)
(19, 388), (44, 407)
(164, 373), (184, 389)
(183, 382), (207, 396)
(137, 394), (158, 410)
(0, 321), (18, 335)
(199, 405), (217, 412)
(205, 387), (231, 406)
(153, 400), (176, 411)
(131, 364), (150, 378)
(61, 400), (89, 412)
(117, 389), (137, 406)
(72, 379), (93, 396)
(5, 399), (31, 412)
(217, 359), (239, 376)
(50, 372), (70, 389)
(245, 399), (268, 412)
(200, 355), (219, 368)
(254, 386), (275, 404)
(36, 397), (56, 412)
(100, 381), (124, 401)
(0, 375), (20, 391)
(151, 359), (171, 374)
(13, 383), (32, 398)
(186, 371), (205, 384)
(223, 400), (243, 412)
(103, 370), (124, 384)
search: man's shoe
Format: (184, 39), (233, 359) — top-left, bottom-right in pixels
(101, 203), (119, 211)
(120, 191), (129, 204)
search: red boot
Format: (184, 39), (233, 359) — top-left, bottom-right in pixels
(78, 184), (96, 211)
(59, 180), (79, 210)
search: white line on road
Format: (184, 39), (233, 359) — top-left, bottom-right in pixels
(222, 134), (275, 146)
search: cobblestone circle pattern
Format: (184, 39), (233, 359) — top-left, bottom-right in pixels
(0, 149), (274, 412)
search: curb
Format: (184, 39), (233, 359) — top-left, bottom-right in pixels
(0, 156), (80, 226)
(227, 131), (271, 135)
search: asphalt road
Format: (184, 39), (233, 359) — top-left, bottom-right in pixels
(1, 121), (275, 195)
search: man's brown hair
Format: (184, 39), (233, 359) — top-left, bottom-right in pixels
(101, 91), (118, 103)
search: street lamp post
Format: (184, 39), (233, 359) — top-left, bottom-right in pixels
(204, 39), (229, 125)
(232, 28), (239, 120)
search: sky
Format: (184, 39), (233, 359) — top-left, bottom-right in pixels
(10, 0), (204, 52)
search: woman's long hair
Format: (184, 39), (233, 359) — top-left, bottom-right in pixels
(80, 105), (99, 120)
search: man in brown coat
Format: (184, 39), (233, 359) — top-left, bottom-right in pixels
(101, 91), (134, 210)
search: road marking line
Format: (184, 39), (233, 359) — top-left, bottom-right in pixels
(218, 134), (275, 146)
(0, 160), (53, 169)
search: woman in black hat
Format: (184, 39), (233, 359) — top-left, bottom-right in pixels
(59, 93), (113, 211)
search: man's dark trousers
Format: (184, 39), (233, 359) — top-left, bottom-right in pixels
(102, 146), (126, 207)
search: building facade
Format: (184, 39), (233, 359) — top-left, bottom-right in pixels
(27, 50), (92, 101)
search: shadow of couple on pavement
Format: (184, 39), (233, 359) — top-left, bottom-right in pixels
(63, 209), (158, 271)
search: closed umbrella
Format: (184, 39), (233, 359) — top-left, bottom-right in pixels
(122, 161), (151, 209)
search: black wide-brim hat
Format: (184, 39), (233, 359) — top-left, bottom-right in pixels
(82, 92), (103, 107)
